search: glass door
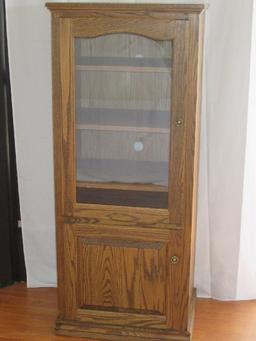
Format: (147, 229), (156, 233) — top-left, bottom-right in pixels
(75, 34), (172, 208)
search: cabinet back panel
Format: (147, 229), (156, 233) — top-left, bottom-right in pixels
(80, 130), (169, 162)
(78, 70), (171, 111)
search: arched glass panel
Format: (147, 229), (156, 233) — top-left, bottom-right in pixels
(75, 34), (172, 208)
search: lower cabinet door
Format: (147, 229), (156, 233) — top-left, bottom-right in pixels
(60, 224), (184, 331)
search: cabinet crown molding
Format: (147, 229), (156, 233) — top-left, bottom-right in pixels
(46, 3), (205, 14)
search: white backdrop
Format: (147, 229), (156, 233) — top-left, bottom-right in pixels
(5, 0), (256, 299)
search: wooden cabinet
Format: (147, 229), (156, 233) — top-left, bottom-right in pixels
(46, 3), (205, 340)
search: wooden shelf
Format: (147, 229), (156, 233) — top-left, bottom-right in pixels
(76, 56), (171, 67)
(77, 181), (168, 193)
(76, 124), (169, 134)
(76, 64), (171, 73)
(76, 186), (168, 208)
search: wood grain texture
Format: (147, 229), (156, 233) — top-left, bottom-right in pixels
(168, 20), (188, 227)
(46, 3), (205, 14)
(175, 12), (205, 331)
(47, 3), (205, 340)
(76, 309), (167, 330)
(59, 17), (75, 214)
(78, 237), (164, 249)
(72, 18), (177, 41)
(166, 230), (185, 328)
(55, 318), (191, 341)
(188, 12), (205, 319)
(52, 11), (190, 22)
(72, 224), (173, 243)
(72, 204), (181, 229)
(62, 224), (77, 319)
(77, 237), (167, 314)
(54, 4), (189, 227)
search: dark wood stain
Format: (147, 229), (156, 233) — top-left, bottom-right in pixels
(76, 187), (168, 208)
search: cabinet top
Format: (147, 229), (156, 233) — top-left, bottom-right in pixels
(46, 3), (205, 14)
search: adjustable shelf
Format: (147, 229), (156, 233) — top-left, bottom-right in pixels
(76, 180), (168, 193)
(76, 56), (172, 73)
(76, 124), (169, 134)
(76, 64), (170, 73)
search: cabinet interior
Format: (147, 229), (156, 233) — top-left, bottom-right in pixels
(75, 34), (172, 208)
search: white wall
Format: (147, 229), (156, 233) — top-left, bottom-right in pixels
(237, 0), (256, 300)
(195, 0), (253, 299)
(6, 0), (56, 286)
(6, 0), (256, 299)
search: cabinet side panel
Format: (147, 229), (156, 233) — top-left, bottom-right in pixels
(52, 16), (76, 317)
(183, 13), (204, 331)
(188, 12), (205, 317)
(166, 14), (204, 331)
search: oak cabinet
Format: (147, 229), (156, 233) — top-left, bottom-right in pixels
(46, 3), (205, 340)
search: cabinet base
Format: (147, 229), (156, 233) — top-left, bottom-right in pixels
(55, 289), (196, 341)
(55, 319), (191, 341)
(55, 290), (196, 340)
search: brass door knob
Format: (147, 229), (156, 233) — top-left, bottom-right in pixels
(171, 255), (180, 264)
(175, 119), (183, 127)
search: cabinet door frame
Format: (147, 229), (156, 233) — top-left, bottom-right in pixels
(56, 12), (189, 230)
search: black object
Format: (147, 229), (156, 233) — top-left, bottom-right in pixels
(0, 0), (26, 286)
